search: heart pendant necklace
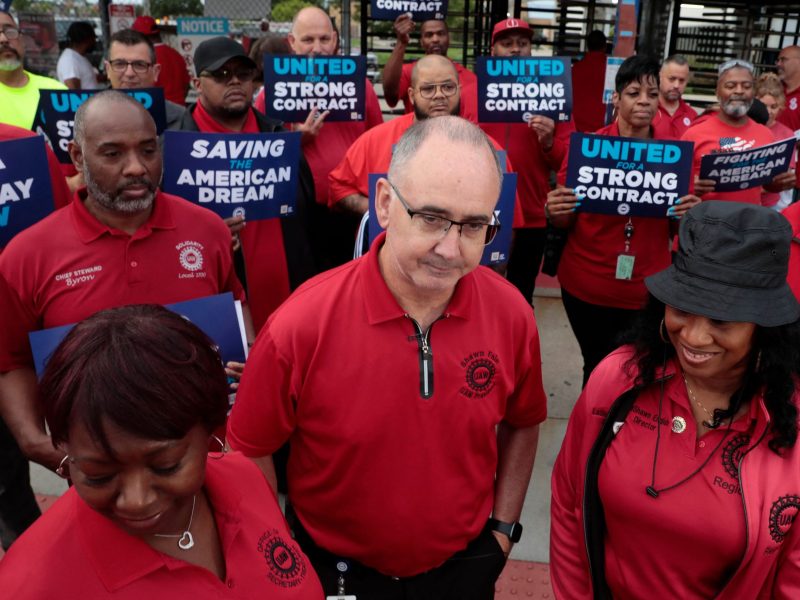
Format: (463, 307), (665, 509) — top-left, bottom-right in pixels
(153, 494), (196, 551)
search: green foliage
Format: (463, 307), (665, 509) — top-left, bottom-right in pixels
(271, 0), (323, 22)
(148, 0), (204, 19)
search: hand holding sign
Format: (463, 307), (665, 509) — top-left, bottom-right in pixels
(528, 115), (555, 151)
(295, 103), (331, 141)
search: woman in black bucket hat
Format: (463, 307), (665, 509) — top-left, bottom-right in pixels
(551, 201), (800, 599)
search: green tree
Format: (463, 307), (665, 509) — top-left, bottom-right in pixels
(148, 0), (204, 19)
(270, 0), (324, 22)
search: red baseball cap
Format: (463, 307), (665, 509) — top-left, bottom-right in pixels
(132, 16), (159, 36)
(491, 18), (533, 45)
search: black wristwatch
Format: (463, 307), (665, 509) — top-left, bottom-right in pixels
(488, 518), (523, 543)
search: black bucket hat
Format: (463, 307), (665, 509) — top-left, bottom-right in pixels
(645, 201), (799, 327)
(194, 37), (256, 76)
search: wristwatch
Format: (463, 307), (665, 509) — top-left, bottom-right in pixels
(488, 518), (523, 543)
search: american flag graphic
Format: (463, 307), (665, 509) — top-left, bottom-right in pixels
(719, 136), (754, 151)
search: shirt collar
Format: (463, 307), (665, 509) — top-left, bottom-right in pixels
(77, 455), (244, 593)
(71, 188), (176, 244)
(359, 232), (475, 325)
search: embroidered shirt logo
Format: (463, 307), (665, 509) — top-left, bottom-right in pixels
(54, 264), (103, 288)
(176, 240), (204, 273)
(769, 495), (800, 544)
(719, 136), (754, 152)
(257, 529), (307, 588)
(721, 433), (750, 480)
(459, 350), (499, 399)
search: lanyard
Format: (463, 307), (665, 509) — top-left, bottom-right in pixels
(623, 219), (634, 254)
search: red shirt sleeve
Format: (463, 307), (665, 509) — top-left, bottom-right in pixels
(328, 137), (370, 207)
(46, 143), (71, 209)
(364, 81), (384, 129)
(398, 63), (413, 112)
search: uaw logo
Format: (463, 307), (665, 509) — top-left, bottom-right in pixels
(257, 529), (307, 588)
(617, 204), (630, 216)
(459, 350), (500, 399)
(722, 434), (750, 480)
(176, 240), (204, 273)
(769, 495), (800, 544)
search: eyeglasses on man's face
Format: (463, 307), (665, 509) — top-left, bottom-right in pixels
(200, 66), (258, 84)
(416, 81), (459, 99)
(107, 59), (153, 74)
(0, 26), (20, 40)
(387, 180), (500, 246)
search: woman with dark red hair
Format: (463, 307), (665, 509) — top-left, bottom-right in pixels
(0, 304), (322, 599)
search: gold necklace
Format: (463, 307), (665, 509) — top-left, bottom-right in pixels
(682, 373), (723, 428)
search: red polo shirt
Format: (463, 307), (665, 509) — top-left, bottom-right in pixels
(480, 120), (572, 228)
(255, 80), (384, 205)
(652, 98), (697, 140)
(783, 201), (800, 301)
(228, 233), (547, 577)
(154, 43), (190, 105)
(327, 112), (523, 225)
(0, 189), (244, 371)
(681, 114), (776, 204)
(556, 122), (673, 310)
(396, 59), (477, 120)
(0, 452), (323, 599)
(0, 122), (71, 215)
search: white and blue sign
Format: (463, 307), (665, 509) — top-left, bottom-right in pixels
(0, 135), (54, 247)
(262, 55), (367, 122)
(370, 0), (447, 22)
(0, 0), (12, 11)
(161, 130), (301, 221)
(565, 132), (693, 218)
(33, 88), (167, 163)
(476, 56), (572, 124)
(29, 293), (247, 377)
(699, 136), (795, 192)
(366, 171), (517, 266)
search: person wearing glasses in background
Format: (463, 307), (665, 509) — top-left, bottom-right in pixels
(106, 29), (185, 130)
(681, 58), (796, 204)
(228, 117), (546, 599)
(0, 11), (66, 129)
(178, 36), (318, 334)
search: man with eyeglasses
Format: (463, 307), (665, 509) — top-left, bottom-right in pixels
(776, 45), (800, 199)
(178, 36), (317, 333)
(681, 58), (796, 203)
(382, 15), (477, 119)
(229, 116), (545, 598)
(132, 15), (190, 106)
(329, 54), (515, 216)
(479, 18), (573, 307)
(0, 11), (66, 129)
(106, 29), (185, 130)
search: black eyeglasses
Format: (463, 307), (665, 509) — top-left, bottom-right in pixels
(107, 59), (153, 73)
(200, 66), (257, 84)
(0, 26), (20, 40)
(416, 81), (459, 99)
(387, 180), (500, 246)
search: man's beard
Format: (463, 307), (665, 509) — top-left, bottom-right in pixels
(219, 103), (250, 119)
(414, 100), (461, 120)
(85, 166), (156, 214)
(0, 46), (21, 71)
(721, 97), (753, 118)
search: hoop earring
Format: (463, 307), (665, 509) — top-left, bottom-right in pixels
(209, 434), (226, 460)
(659, 318), (669, 345)
(55, 455), (70, 479)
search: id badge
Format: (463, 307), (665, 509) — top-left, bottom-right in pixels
(326, 596), (357, 600)
(615, 254), (635, 280)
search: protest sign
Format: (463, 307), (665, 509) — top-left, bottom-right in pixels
(109, 4), (136, 34)
(33, 88), (167, 163)
(699, 137), (795, 192)
(602, 57), (624, 126)
(370, 0), (447, 22)
(177, 17), (229, 77)
(29, 293), (248, 377)
(0, 135), (54, 247)
(476, 56), (572, 123)
(261, 55), (367, 122)
(565, 132), (693, 218)
(162, 130), (302, 221)
(17, 13), (58, 79)
(366, 171), (517, 266)
(0, 1), (12, 11)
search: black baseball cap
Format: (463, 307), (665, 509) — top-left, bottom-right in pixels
(193, 37), (256, 75)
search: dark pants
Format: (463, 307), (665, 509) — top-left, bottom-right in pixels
(561, 288), (640, 387)
(0, 418), (40, 550)
(292, 517), (507, 600)
(506, 227), (547, 307)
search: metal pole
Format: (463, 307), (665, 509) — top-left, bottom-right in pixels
(341, 0), (351, 55)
